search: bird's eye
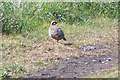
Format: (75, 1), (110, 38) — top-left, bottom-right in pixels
(52, 22), (55, 25)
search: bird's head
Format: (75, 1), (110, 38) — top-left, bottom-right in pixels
(51, 21), (57, 25)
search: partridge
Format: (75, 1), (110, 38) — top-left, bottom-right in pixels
(48, 21), (66, 42)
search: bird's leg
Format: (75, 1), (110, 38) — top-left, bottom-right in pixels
(56, 40), (60, 54)
(52, 39), (55, 50)
(57, 40), (58, 43)
(57, 40), (59, 45)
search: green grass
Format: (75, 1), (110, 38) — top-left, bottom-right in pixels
(1, 17), (118, 78)
(0, 65), (26, 78)
(2, 2), (118, 34)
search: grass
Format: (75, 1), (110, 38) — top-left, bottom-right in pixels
(1, 17), (118, 78)
(86, 67), (119, 78)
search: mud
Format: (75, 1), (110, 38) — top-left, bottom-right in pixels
(25, 43), (118, 78)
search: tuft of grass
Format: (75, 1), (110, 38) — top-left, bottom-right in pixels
(0, 65), (26, 78)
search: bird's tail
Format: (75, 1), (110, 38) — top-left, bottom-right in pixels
(63, 37), (66, 41)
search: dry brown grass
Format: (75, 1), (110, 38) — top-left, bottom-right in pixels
(1, 17), (118, 78)
(86, 67), (119, 78)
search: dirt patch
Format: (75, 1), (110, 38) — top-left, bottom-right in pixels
(24, 43), (118, 78)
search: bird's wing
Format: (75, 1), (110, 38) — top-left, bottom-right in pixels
(57, 27), (65, 39)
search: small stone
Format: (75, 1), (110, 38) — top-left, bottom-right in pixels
(98, 60), (102, 63)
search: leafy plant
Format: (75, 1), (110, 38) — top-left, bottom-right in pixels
(1, 2), (118, 34)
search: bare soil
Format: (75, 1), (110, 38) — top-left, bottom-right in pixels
(24, 42), (118, 78)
